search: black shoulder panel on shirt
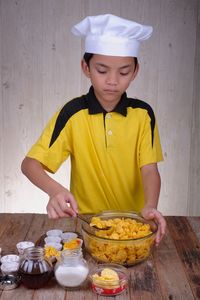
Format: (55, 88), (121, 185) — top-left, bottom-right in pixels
(128, 99), (155, 147)
(49, 96), (87, 147)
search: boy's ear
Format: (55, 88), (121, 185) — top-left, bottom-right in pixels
(131, 63), (139, 81)
(81, 59), (91, 78)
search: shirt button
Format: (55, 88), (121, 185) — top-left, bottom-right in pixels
(108, 130), (112, 135)
(106, 114), (111, 119)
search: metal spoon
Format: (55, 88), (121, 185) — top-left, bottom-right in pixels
(77, 214), (112, 230)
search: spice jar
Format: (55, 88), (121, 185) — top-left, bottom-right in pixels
(54, 248), (89, 289)
(19, 246), (53, 289)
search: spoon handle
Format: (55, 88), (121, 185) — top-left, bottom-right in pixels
(77, 214), (90, 225)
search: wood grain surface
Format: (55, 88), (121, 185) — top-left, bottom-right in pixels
(0, 214), (199, 300)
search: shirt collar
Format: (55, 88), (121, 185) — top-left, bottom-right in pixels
(86, 86), (128, 116)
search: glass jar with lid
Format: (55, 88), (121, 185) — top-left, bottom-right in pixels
(19, 246), (53, 289)
(54, 248), (89, 289)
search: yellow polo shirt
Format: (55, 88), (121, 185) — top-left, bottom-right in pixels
(27, 86), (163, 213)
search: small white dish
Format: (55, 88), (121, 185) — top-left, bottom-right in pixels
(44, 236), (62, 244)
(1, 262), (19, 275)
(44, 242), (63, 251)
(46, 229), (63, 237)
(61, 232), (78, 241)
(1, 254), (20, 264)
(16, 241), (35, 255)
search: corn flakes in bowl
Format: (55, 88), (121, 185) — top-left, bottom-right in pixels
(81, 211), (157, 266)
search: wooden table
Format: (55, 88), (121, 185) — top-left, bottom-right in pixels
(0, 214), (199, 300)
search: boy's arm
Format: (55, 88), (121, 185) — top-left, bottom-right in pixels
(140, 163), (166, 246)
(21, 157), (78, 218)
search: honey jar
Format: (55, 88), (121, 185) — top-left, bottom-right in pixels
(19, 246), (53, 289)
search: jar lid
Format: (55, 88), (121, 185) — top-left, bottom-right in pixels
(0, 274), (21, 290)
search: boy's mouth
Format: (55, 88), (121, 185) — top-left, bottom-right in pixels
(104, 89), (118, 93)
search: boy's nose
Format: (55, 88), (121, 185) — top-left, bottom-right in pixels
(106, 73), (118, 85)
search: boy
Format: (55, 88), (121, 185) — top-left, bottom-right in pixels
(21, 14), (166, 245)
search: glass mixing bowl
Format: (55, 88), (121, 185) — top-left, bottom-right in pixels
(81, 211), (157, 266)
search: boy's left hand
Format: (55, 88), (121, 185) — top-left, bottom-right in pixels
(141, 207), (166, 246)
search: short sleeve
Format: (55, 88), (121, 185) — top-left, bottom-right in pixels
(139, 112), (163, 167)
(27, 109), (71, 173)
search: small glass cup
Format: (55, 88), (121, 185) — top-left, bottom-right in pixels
(1, 254), (20, 264)
(44, 236), (62, 244)
(63, 238), (83, 249)
(1, 261), (19, 275)
(46, 229), (63, 237)
(90, 263), (128, 296)
(44, 242), (62, 251)
(61, 232), (78, 242)
(16, 241), (35, 255)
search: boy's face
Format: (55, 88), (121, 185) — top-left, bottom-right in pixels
(82, 54), (139, 111)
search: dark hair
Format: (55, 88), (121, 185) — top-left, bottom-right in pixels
(83, 53), (94, 66)
(83, 52), (138, 70)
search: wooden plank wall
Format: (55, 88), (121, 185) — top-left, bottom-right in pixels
(188, 0), (200, 215)
(0, 0), (199, 216)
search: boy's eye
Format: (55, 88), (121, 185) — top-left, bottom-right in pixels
(120, 72), (129, 76)
(97, 69), (107, 74)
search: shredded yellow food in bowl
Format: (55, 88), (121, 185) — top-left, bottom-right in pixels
(90, 217), (152, 239)
(85, 216), (155, 265)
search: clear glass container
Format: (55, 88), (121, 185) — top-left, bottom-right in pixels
(82, 211), (157, 266)
(90, 263), (128, 296)
(54, 248), (89, 289)
(19, 246), (53, 289)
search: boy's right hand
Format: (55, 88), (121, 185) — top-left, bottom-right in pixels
(46, 188), (78, 219)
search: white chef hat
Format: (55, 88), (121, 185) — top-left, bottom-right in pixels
(71, 14), (153, 57)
